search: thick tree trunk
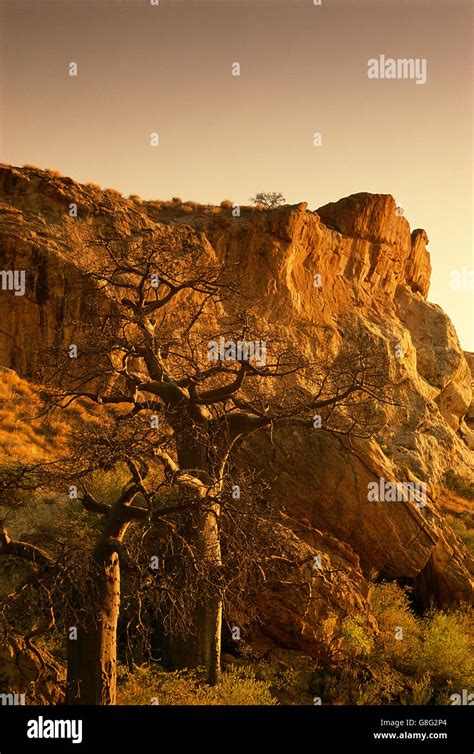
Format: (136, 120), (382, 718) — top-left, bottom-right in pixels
(165, 417), (223, 684)
(165, 504), (222, 684)
(197, 504), (222, 686)
(66, 549), (120, 704)
(66, 507), (130, 705)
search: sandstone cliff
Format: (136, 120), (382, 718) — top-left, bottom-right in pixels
(0, 164), (472, 658)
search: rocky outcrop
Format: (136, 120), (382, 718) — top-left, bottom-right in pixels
(464, 352), (474, 431)
(0, 164), (472, 659)
(248, 519), (376, 658)
(406, 229), (431, 297)
(0, 164), (150, 376)
(240, 428), (472, 609)
(395, 286), (473, 442)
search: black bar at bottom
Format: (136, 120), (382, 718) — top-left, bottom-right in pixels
(0, 705), (471, 752)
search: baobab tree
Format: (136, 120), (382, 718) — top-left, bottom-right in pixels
(0, 417), (281, 705)
(27, 224), (394, 700)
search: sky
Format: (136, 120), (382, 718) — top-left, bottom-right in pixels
(0, 0), (472, 349)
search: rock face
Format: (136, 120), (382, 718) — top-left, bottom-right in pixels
(244, 518), (376, 659)
(464, 352), (474, 433)
(0, 165), (142, 375)
(0, 164), (472, 659)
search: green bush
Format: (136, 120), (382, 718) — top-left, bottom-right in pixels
(307, 583), (474, 705)
(369, 582), (421, 671)
(367, 583), (473, 703)
(342, 615), (374, 656)
(417, 607), (474, 690)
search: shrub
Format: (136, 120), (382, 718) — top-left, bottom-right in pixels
(369, 583), (473, 702)
(342, 615), (374, 656)
(369, 581), (421, 670)
(115, 588), (473, 707)
(403, 673), (433, 705)
(128, 194), (142, 204)
(117, 664), (278, 705)
(220, 199), (233, 209)
(86, 182), (101, 190)
(171, 197), (182, 204)
(417, 607), (474, 690)
(311, 657), (406, 705)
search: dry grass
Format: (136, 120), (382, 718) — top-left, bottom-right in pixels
(117, 665), (278, 705)
(0, 370), (101, 463)
(436, 486), (474, 554)
(441, 470), (474, 500)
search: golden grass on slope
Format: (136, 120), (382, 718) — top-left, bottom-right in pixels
(0, 371), (52, 462)
(0, 369), (102, 463)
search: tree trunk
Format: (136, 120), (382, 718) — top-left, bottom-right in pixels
(197, 503), (222, 686)
(165, 417), (223, 684)
(66, 549), (120, 704)
(164, 503), (222, 684)
(66, 507), (130, 705)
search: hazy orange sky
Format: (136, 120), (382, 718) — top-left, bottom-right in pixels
(0, 0), (472, 349)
